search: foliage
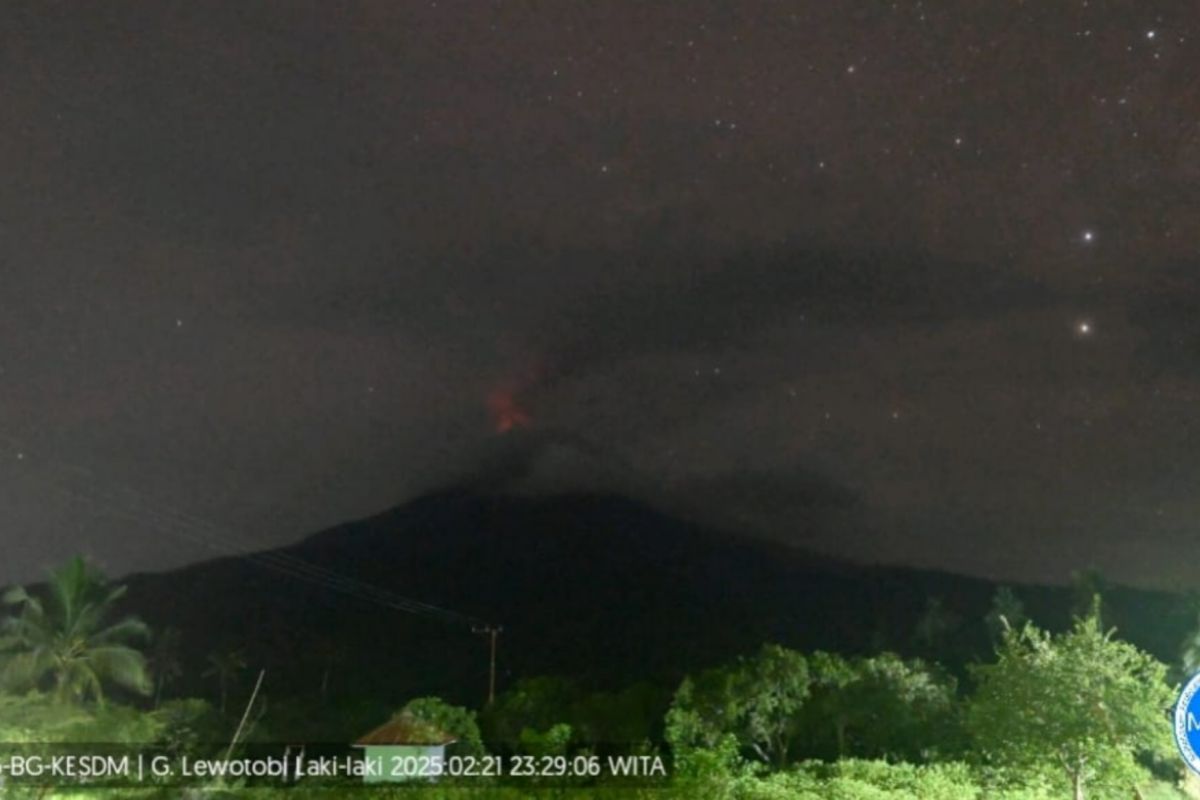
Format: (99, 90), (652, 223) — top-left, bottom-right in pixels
(1179, 620), (1200, 680)
(731, 760), (982, 800)
(984, 587), (1027, 645)
(912, 597), (960, 657)
(967, 607), (1176, 799)
(797, 650), (858, 758)
(0, 554), (1191, 800)
(1070, 569), (1110, 624)
(518, 722), (574, 757)
(152, 697), (226, 757)
(482, 676), (579, 745)
(1175, 592), (1200, 680)
(0, 690), (186, 746)
(0, 691), (93, 742)
(671, 731), (748, 782)
(0, 556), (151, 704)
(149, 625), (184, 707)
(570, 682), (665, 747)
(204, 649), (247, 714)
(401, 695), (485, 756)
(797, 651), (959, 762)
(666, 643), (809, 768)
(723, 761), (1185, 800)
(484, 676), (664, 754)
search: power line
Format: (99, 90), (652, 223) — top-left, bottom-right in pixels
(0, 432), (491, 629)
(65, 483), (482, 627)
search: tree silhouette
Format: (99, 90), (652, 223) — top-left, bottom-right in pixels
(148, 626), (183, 708)
(311, 636), (347, 705)
(1069, 567), (1109, 624)
(203, 650), (246, 714)
(984, 586), (1026, 646)
(912, 596), (959, 657)
(0, 556), (150, 705)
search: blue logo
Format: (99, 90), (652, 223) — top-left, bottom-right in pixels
(1174, 672), (1200, 773)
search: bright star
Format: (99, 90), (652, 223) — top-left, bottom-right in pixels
(1076, 321), (1092, 336)
(1081, 230), (1095, 243)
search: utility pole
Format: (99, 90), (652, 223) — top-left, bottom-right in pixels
(473, 624), (503, 706)
(224, 669), (265, 765)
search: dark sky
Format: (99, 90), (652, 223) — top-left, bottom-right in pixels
(1, 1), (1198, 588)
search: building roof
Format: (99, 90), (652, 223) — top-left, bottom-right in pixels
(355, 711), (457, 747)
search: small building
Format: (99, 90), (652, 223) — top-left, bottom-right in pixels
(354, 711), (457, 783)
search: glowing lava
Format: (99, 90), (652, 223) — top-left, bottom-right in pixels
(487, 383), (532, 433)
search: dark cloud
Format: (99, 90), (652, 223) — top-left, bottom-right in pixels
(0, 0), (1196, 587)
(662, 466), (863, 543)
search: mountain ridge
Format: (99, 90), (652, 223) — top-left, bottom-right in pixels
(104, 487), (1185, 716)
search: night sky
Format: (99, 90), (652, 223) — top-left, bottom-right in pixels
(2, 1), (1198, 588)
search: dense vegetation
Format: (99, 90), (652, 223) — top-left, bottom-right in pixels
(0, 557), (1197, 799)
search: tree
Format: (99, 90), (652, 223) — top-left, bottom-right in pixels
(799, 651), (858, 759)
(1069, 567), (1109, 624)
(736, 643), (811, 767)
(203, 650), (246, 715)
(482, 676), (579, 746)
(984, 586), (1026, 645)
(665, 643), (809, 768)
(401, 696), (485, 756)
(845, 652), (959, 761)
(518, 723), (573, 758)
(148, 627), (182, 708)
(311, 636), (347, 705)
(1175, 592), (1200, 680)
(967, 607), (1175, 800)
(912, 596), (960, 657)
(569, 682), (664, 748)
(1181, 619), (1200, 680)
(0, 556), (150, 705)
(151, 698), (224, 758)
(798, 651), (958, 762)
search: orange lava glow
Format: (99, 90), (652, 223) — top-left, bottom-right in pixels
(486, 384), (532, 433)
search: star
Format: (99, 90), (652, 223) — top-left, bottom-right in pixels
(1081, 230), (1095, 243)
(1076, 321), (1093, 336)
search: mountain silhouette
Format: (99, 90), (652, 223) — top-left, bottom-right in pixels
(114, 487), (1183, 720)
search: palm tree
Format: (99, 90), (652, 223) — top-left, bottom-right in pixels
(0, 556), (151, 705)
(148, 626), (183, 708)
(203, 650), (246, 714)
